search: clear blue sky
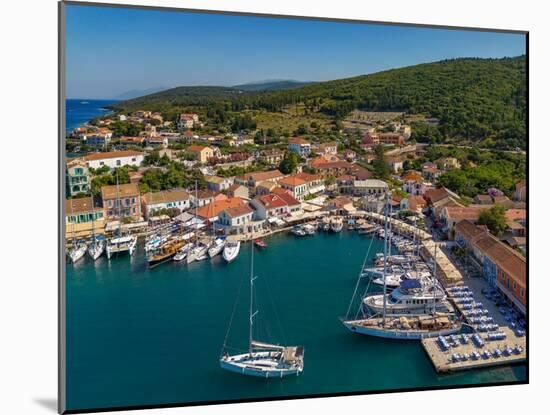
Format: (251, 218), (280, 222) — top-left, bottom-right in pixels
(65, 4), (526, 99)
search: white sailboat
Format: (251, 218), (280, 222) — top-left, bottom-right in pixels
(106, 173), (137, 259)
(341, 193), (462, 340)
(223, 240), (241, 263)
(87, 202), (104, 261)
(208, 237), (226, 258)
(220, 243), (304, 378)
(67, 199), (86, 263)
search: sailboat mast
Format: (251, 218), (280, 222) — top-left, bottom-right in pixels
(116, 170), (122, 237)
(432, 242), (438, 314)
(382, 192), (389, 324)
(249, 241), (255, 355)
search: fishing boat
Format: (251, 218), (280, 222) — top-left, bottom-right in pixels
(330, 216), (343, 232)
(208, 237), (226, 258)
(219, 243), (304, 378)
(341, 193), (462, 340)
(254, 239), (268, 249)
(87, 235), (105, 261)
(223, 240), (241, 263)
(148, 238), (186, 267)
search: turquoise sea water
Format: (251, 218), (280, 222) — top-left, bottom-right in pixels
(66, 232), (525, 411)
(66, 99), (117, 132)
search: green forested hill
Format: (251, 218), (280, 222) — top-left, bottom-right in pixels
(113, 56), (526, 149)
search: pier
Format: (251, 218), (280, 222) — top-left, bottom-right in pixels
(421, 327), (526, 373)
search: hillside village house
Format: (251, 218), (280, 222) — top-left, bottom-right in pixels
(141, 189), (191, 219)
(190, 190), (215, 208)
(421, 162), (442, 181)
(435, 157), (461, 170)
(342, 149), (357, 161)
(145, 136), (168, 148)
(287, 137), (311, 157)
(278, 173), (324, 201)
(239, 170), (285, 189)
(83, 150), (144, 170)
(455, 220), (526, 316)
(66, 159), (90, 197)
(251, 194), (291, 220)
(401, 171), (430, 195)
(205, 175), (233, 192)
(195, 197), (244, 223)
(313, 160), (352, 178)
(187, 145), (217, 163)
(177, 113), (199, 130)
(118, 136), (146, 147)
(255, 180), (278, 196)
(514, 180), (526, 202)
(218, 205), (261, 235)
(386, 156), (404, 173)
(65, 197), (105, 238)
(260, 149), (285, 165)
(361, 132), (406, 149)
(314, 142), (338, 156)
(440, 205), (486, 239)
(101, 183), (141, 220)
(351, 179), (389, 196)
(226, 184), (249, 199)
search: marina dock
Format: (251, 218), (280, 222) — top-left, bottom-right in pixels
(421, 327), (526, 373)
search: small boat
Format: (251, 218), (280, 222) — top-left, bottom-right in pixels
(223, 240), (241, 263)
(87, 236), (105, 261)
(302, 224), (316, 235)
(291, 225), (306, 236)
(173, 244), (191, 262)
(208, 237), (226, 258)
(330, 217), (343, 233)
(68, 242), (87, 263)
(254, 238), (268, 249)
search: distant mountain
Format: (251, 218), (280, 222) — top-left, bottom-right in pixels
(113, 56), (526, 149)
(112, 86), (170, 100)
(232, 79), (312, 91)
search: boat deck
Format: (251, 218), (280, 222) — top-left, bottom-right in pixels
(421, 327), (526, 373)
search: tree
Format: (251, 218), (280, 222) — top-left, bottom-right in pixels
(372, 144), (390, 180)
(278, 152), (299, 174)
(478, 205), (507, 237)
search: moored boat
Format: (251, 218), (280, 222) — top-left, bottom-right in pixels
(330, 217), (343, 232)
(222, 240), (241, 263)
(254, 239), (268, 249)
(87, 236), (105, 261)
(148, 238), (186, 267)
(208, 237), (226, 258)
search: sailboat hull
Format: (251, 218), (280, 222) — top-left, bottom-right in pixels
(341, 320), (462, 340)
(220, 353), (302, 378)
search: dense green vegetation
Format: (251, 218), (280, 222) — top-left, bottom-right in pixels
(114, 56), (526, 150)
(478, 205), (508, 237)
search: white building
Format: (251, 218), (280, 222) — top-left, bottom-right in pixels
(83, 150), (144, 170)
(351, 179), (389, 196)
(141, 189), (191, 219)
(218, 205), (263, 235)
(288, 137), (311, 157)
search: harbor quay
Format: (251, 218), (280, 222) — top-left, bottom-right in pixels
(421, 327), (526, 373)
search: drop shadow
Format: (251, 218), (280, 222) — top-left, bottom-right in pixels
(34, 398), (57, 413)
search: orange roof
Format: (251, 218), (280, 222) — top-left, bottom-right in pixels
(288, 137), (310, 145)
(65, 197), (100, 215)
(402, 171), (423, 182)
(271, 190), (300, 206)
(279, 176), (306, 187)
(294, 172), (320, 183)
(425, 187), (453, 204)
(101, 183), (140, 200)
(505, 209), (526, 221)
(195, 197), (243, 219)
(246, 170), (283, 182)
(223, 204), (254, 218)
(444, 205), (485, 221)
(255, 194), (288, 209)
(187, 145), (211, 152)
(83, 150), (143, 161)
